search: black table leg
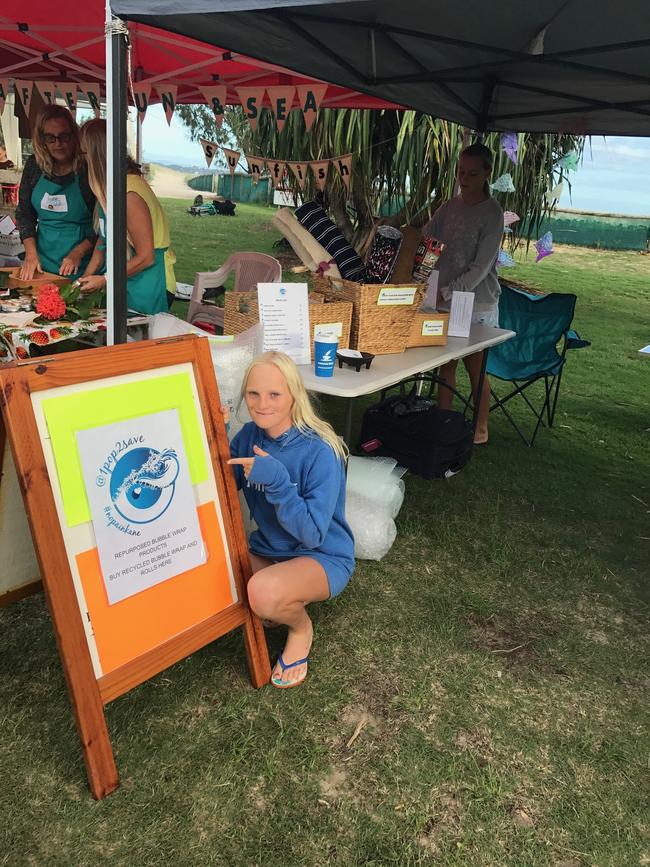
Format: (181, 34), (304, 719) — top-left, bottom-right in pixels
(343, 398), (354, 446)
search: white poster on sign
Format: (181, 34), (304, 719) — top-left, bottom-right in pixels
(447, 291), (475, 338)
(76, 409), (206, 605)
(257, 282), (311, 365)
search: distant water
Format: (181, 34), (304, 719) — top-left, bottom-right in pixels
(558, 137), (650, 217)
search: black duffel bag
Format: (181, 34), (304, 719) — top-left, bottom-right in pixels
(358, 384), (474, 479)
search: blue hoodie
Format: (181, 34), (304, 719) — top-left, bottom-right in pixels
(230, 423), (354, 582)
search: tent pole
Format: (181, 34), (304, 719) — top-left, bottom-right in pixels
(105, 2), (128, 346)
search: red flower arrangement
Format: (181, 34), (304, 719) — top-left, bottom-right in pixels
(32, 280), (105, 325)
(35, 284), (67, 321)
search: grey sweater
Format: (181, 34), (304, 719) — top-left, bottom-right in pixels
(422, 195), (504, 311)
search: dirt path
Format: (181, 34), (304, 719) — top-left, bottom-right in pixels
(148, 164), (202, 200)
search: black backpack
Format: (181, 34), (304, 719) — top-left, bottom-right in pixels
(358, 383), (474, 480)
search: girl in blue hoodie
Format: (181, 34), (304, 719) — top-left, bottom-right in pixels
(228, 351), (354, 689)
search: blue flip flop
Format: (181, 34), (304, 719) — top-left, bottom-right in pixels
(271, 652), (309, 689)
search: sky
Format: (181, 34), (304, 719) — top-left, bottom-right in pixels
(139, 105), (650, 218)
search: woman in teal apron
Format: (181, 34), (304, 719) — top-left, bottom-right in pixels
(16, 105), (96, 280)
(76, 120), (173, 315)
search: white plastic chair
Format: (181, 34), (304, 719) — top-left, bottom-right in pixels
(188, 252), (282, 332)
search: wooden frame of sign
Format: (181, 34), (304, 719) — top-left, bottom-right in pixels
(0, 335), (271, 799)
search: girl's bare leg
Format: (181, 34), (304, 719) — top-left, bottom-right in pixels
(248, 554), (330, 685)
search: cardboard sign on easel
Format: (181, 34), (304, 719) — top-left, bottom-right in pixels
(0, 336), (270, 799)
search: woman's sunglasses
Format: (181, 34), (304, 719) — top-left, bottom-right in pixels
(43, 133), (72, 144)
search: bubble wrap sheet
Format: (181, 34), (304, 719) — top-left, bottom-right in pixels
(346, 456), (407, 560)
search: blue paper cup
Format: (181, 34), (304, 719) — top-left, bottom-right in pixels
(314, 333), (339, 377)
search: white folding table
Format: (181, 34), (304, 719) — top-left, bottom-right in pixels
(298, 325), (516, 443)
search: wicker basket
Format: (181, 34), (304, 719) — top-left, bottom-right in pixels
(406, 311), (449, 348)
(223, 289), (353, 349)
(312, 275), (426, 355)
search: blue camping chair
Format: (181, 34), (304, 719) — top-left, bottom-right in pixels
(487, 284), (590, 447)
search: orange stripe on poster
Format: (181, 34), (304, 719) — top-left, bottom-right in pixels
(76, 501), (234, 675)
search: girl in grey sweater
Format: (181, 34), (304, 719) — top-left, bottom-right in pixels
(422, 143), (503, 444)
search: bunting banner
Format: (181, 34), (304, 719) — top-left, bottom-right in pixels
(199, 145), (353, 194)
(296, 84), (327, 131)
(132, 83), (151, 122)
(200, 138), (219, 169)
(223, 147), (241, 175)
(13, 80), (33, 113)
(287, 161), (308, 190)
(201, 85), (227, 129)
(333, 153), (353, 191)
(244, 154), (266, 185)
(266, 86), (296, 133)
(157, 84), (177, 126)
(0, 79), (8, 115)
(34, 81), (59, 105)
(79, 82), (102, 118)
(236, 87), (265, 133)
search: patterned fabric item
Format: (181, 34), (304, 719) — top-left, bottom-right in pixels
(295, 201), (365, 281)
(363, 226), (403, 284)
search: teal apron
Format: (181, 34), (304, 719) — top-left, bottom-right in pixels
(32, 173), (94, 275)
(98, 207), (168, 315)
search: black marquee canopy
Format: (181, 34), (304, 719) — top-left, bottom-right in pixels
(112, 0), (650, 136)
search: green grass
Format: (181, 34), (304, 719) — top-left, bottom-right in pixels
(1, 201), (648, 866)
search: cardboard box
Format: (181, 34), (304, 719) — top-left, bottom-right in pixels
(406, 311), (449, 347)
(1, 267), (70, 294)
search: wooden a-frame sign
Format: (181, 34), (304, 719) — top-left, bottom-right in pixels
(0, 335), (271, 799)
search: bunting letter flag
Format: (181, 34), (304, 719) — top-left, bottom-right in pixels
(132, 83), (151, 122)
(13, 80), (33, 112)
(158, 85), (178, 126)
(223, 147), (241, 175)
(61, 84), (78, 114)
(266, 86), (296, 133)
(334, 154), (353, 191)
(310, 159), (330, 192)
(244, 154), (266, 185)
(287, 162), (308, 190)
(34, 82), (58, 105)
(266, 159), (287, 189)
(0, 79), (8, 115)
(200, 138), (218, 169)
(201, 86), (227, 129)
(79, 82), (102, 118)
(296, 84), (327, 131)
(236, 87), (264, 133)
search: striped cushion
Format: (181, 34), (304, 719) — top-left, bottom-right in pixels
(295, 201), (365, 281)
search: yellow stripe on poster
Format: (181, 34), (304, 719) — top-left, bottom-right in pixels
(41, 372), (208, 527)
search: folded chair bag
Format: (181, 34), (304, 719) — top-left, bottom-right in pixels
(295, 201), (365, 281)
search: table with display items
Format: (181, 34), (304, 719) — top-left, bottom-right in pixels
(299, 325), (516, 444)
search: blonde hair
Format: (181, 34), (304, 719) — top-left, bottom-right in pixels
(32, 105), (83, 176)
(80, 118), (107, 216)
(80, 119), (143, 243)
(239, 351), (347, 462)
